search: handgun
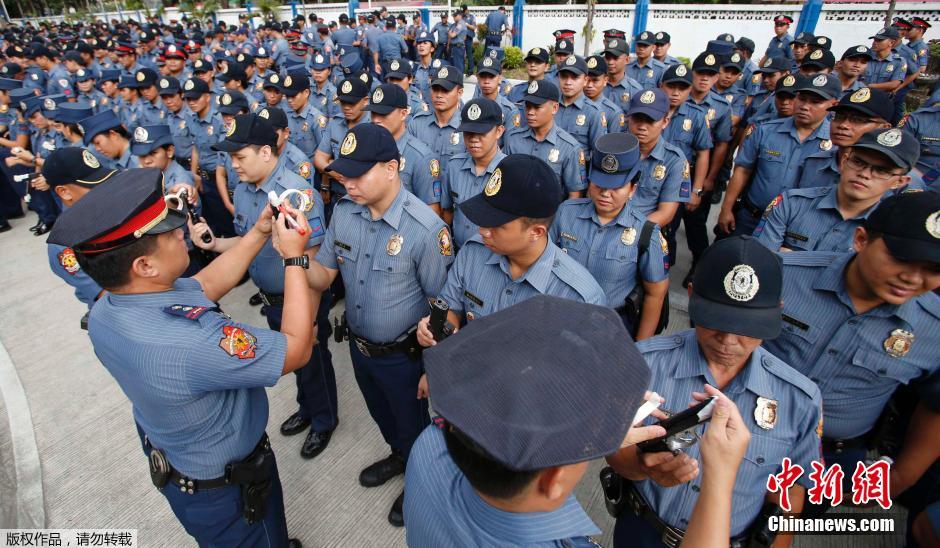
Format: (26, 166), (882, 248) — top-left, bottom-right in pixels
(429, 298), (454, 342)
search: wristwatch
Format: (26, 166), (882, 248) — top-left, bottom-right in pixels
(693, 187), (705, 197)
(283, 256), (309, 269)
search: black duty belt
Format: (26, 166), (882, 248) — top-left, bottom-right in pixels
(351, 328), (418, 358)
(624, 480), (749, 548)
(821, 435), (867, 455)
(738, 197), (763, 218)
(154, 433), (270, 495)
(175, 156), (192, 170)
(259, 290), (285, 307)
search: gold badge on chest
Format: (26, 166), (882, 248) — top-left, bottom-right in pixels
(883, 329), (914, 358)
(387, 234), (404, 256)
(621, 227), (636, 245)
(754, 396), (778, 430)
(548, 148), (560, 163)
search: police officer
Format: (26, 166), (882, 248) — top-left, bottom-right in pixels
(132, 124), (195, 189)
(900, 94), (940, 190)
(508, 47), (551, 105)
(625, 88), (690, 226)
(862, 26), (906, 93)
(302, 123), (453, 526)
(406, 295), (652, 546)
(134, 68), (167, 127)
(408, 65), (465, 170)
(157, 76), (197, 177)
(555, 55), (607, 156)
(313, 76), (371, 205)
(715, 53), (748, 125)
(603, 38), (644, 115)
(448, 10), (469, 75)
(309, 53), (339, 119)
(382, 59), (425, 117)
(431, 12), (451, 61)
(366, 84), (443, 213)
(483, 6), (508, 50)
(550, 132), (669, 338)
(374, 17), (408, 72)
(653, 32), (681, 66)
(503, 79), (586, 198)
(756, 128), (918, 252)
(74, 68), (109, 113)
(835, 45), (875, 95)
(628, 32), (667, 91)
(743, 56), (790, 125)
(279, 71), (327, 160)
(79, 110), (139, 171)
(763, 191), (940, 488)
(546, 36), (574, 84)
(257, 106), (316, 188)
(797, 86), (892, 190)
(413, 32), (436, 99)
(607, 235), (822, 548)
(32, 46), (74, 99)
(763, 15), (794, 64)
(200, 113), (338, 461)
(48, 167), (311, 547)
(438, 98), (506, 247)
(584, 55), (626, 134)
(719, 73), (837, 236)
(789, 31), (815, 74)
(41, 147), (112, 316)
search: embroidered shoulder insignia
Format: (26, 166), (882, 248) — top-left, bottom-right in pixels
(164, 305), (213, 320)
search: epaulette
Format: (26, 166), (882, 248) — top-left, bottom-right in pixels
(781, 250), (843, 267)
(402, 192), (443, 231)
(551, 250), (604, 303)
(163, 304), (213, 320)
(637, 333), (685, 354)
(760, 351), (820, 400)
(784, 186), (831, 200)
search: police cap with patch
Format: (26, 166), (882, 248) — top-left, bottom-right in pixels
(181, 77), (210, 99)
(523, 78), (559, 105)
(735, 37), (756, 54)
(219, 62), (248, 84)
(459, 153), (562, 227)
(585, 55), (607, 77)
(47, 167), (187, 254)
(554, 38), (574, 55)
(590, 132), (641, 189)
(79, 110), (124, 145)
(755, 56), (791, 73)
(690, 235), (783, 340)
(660, 63), (692, 86)
(211, 113), (277, 153)
(130, 124), (175, 156)
(157, 76), (181, 95)
(364, 83), (407, 115)
(524, 47), (550, 64)
(257, 106), (288, 129)
(42, 147), (116, 188)
(774, 73), (800, 97)
(603, 39), (629, 57)
(557, 55), (587, 76)
(425, 294), (651, 471)
(325, 123), (399, 178)
(653, 31), (671, 45)
(793, 31), (816, 45)
(691, 51), (721, 73)
(830, 87), (893, 122)
(628, 88), (668, 121)
(133, 68), (159, 88)
(457, 97), (502, 133)
(800, 48), (835, 70)
(851, 127), (920, 172)
(430, 64), (463, 90)
(477, 54), (502, 76)
(384, 58), (412, 79)
(870, 26), (901, 41)
(217, 90), (249, 115)
(635, 31), (655, 46)
(336, 76), (369, 102)
(56, 102), (94, 124)
(866, 189), (940, 264)
(842, 45), (875, 60)
(795, 73), (841, 100)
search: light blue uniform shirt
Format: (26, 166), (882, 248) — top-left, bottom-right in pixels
(317, 113), (371, 196)
(556, 94), (607, 154)
(689, 91), (734, 143)
(503, 123), (587, 194)
(587, 94), (625, 133)
(311, 81), (340, 119)
(662, 101), (713, 165)
(316, 187), (453, 343)
(233, 156), (325, 294)
(137, 98), (167, 128)
(735, 116), (832, 208)
(439, 236), (606, 322)
(46, 65), (73, 98)
(89, 277), (286, 478)
(604, 75), (644, 115)
(375, 30), (408, 62)
(47, 243), (102, 309)
(404, 425), (602, 548)
(902, 104), (940, 187)
(408, 107), (464, 173)
(551, 199), (668, 306)
(635, 330), (822, 536)
(715, 85), (747, 119)
(625, 58), (666, 90)
(484, 11), (508, 34)
(186, 109), (225, 171)
(631, 137), (691, 216)
(286, 101), (327, 158)
(766, 34), (794, 59)
(440, 151), (506, 247)
(795, 148), (840, 190)
(763, 252), (940, 439)
(908, 38), (929, 70)
(753, 186), (874, 252)
(862, 52), (906, 85)
(397, 131), (442, 206)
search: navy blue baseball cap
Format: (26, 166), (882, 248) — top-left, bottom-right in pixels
(756, 55), (790, 73)
(457, 97), (503, 133)
(851, 127), (920, 172)
(100, 69), (121, 83)
(47, 167), (187, 253)
(801, 48), (835, 70)
(477, 54), (502, 76)
(0, 77), (20, 91)
(483, 47), (505, 65)
(22, 95), (46, 117)
(522, 79), (559, 105)
(865, 190), (940, 264)
(181, 77), (210, 99)
(340, 50), (364, 74)
(325, 123), (399, 178)
(212, 113), (277, 153)
(219, 62), (248, 84)
(590, 132), (641, 189)
(796, 73), (841, 100)
(257, 106), (288, 129)
(364, 83), (408, 115)
(56, 102), (94, 124)
(336, 77), (369, 103)
(661, 63), (692, 85)
(870, 26), (901, 41)
(793, 31), (815, 45)
(635, 31), (655, 46)
(217, 90), (249, 114)
(459, 154), (562, 227)
(310, 52), (331, 70)
(79, 110), (124, 145)
(830, 87), (893, 121)
(628, 88), (668, 121)
(74, 68), (95, 82)
(131, 124), (175, 155)
(157, 76), (181, 95)
(384, 58), (412, 79)
(43, 96), (70, 117)
(690, 235), (783, 340)
(42, 147), (116, 188)
(431, 64), (463, 90)
(425, 295), (651, 471)
(415, 31), (433, 44)
(705, 40), (734, 56)
(558, 55), (588, 76)
(554, 37), (574, 54)
(842, 45), (875, 60)
(692, 51), (721, 73)
(133, 68), (159, 88)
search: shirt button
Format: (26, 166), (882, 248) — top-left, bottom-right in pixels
(691, 485), (700, 492)
(359, 280), (364, 285)
(848, 319), (858, 325)
(878, 368), (887, 375)
(827, 348), (838, 355)
(370, 228), (376, 233)
(505, 289), (512, 295)
(365, 253), (371, 258)
(756, 457), (765, 464)
(356, 305), (362, 309)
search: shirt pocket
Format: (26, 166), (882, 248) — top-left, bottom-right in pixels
(849, 347), (922, 386)
(734, 432), (791, 500)
(558, 235), (585, 261)
(605, 238), (640, 264)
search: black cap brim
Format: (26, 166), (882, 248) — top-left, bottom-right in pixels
(430, 79), (458, 90)
(182, 91), (207, 99)
(524, 95), (551, 106)
(148, 208), (188, 235)
(795, 87), (838, 100)
(828, 102), (881, 118)
(385, 71), (409, 79)
(477, 67), (501, 76)
(363, 103), (401, 114)
(457, 120), (498, 133)
(558, 67), (585, 76)
(326, 156), (378, 178)
(337, 93), (366, 103)
(211, 139), (249, 152)
(882, 234), (940, 264)
(602, 48), (625, 57)
(459, 193), (519, 228)
(689, 293), (781, 340)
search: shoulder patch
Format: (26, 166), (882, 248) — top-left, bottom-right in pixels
(58, 247), (80, 274)
(164, 304), (213, 320)
(298, 161), (312, 179)
(218, 325), (257, 359)
(438, 227), (453, 256)
(763, 194), (783, 218)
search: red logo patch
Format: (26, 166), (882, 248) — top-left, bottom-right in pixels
(58, 247), (80, 275)
(219, 326), (257, 359)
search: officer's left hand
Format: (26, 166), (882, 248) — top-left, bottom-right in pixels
(686, 191), (702, 212)
(30, 174), (49, 191)
(168, 183), (198, 205)
(253, 204), (275, 236)
(273, 202), (311, 257)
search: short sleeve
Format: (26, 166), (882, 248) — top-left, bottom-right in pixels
(184, 317), (286, 392)
(315, 215), (339, 269)
(438, 161), (455, 210)
(659, 156), (689, 203)
(640, 225), (670, 282)
(735, 124), (761, 169)
(415, 222), (454, 299)
(791, 394), (824, 489)
(752, 194), (788, 249)
(438, 250), (467, 314)
(303, 189), (327, 248)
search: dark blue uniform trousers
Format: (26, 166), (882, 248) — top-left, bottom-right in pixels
(450, 45), (467, 78)
(614, 510), (670, 548)
(349, 342), (429, 461)
(0, 148), (57, 223)
(135, 423), (290, 547)
(198, 184), (236, 238)
(264, 291), (338, 433)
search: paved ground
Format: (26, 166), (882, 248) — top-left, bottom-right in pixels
(0, 82), (906, 546)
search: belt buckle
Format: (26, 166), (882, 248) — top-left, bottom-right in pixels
(661, 526), (684, 548)
(355, 338), (371, 358)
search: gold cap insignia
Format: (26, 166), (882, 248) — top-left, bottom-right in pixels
(258, 109), (270, 119)
(704, 54), (716, 66)
(850, 88), (871, 103)
(676, 65), (687, 77)
(82, 150), (99, 168)
(810, 49), (823, 60)
(601, 154), (619, 173)
(136, 71), (145, 82)
(640, 90), (655, 104)
(226, 120), (236, 137)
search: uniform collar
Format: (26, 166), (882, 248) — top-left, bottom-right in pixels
(107, 277), (214, 309)
(458, 472), (599, 544)
(354, 184), (407, 229)
(487, 240), (559, 293)
(777, 116), (829, 141)
(561, 93), (586, 109)
(673, 330), (775, 399)
(117, 146), (134, 168)
(460, 150), (506, 176)
(537, 123), (561, 145)
(576, 199), (640, 228)
(643, 138), (669, 162)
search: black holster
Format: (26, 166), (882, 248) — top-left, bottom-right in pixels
(599, 466), (627, 518)
(225, 442), (275, 525)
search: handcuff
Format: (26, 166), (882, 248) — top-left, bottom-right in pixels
(268, 189), (310, 235)
(165, 187), (213, 243)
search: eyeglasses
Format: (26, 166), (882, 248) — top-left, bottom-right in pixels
(844, 153), (902, 180)
(833, 112), (880, 126)
(774, 23), (788, 27)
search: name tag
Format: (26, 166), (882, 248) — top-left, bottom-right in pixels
(764, 149), (781, 157)
(334, 240), (352, 251)
(782, 314), (809, 331)
(784, 231), (808, 242)
(560, 231), (579, 242)
(464, 290), (484, 307)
